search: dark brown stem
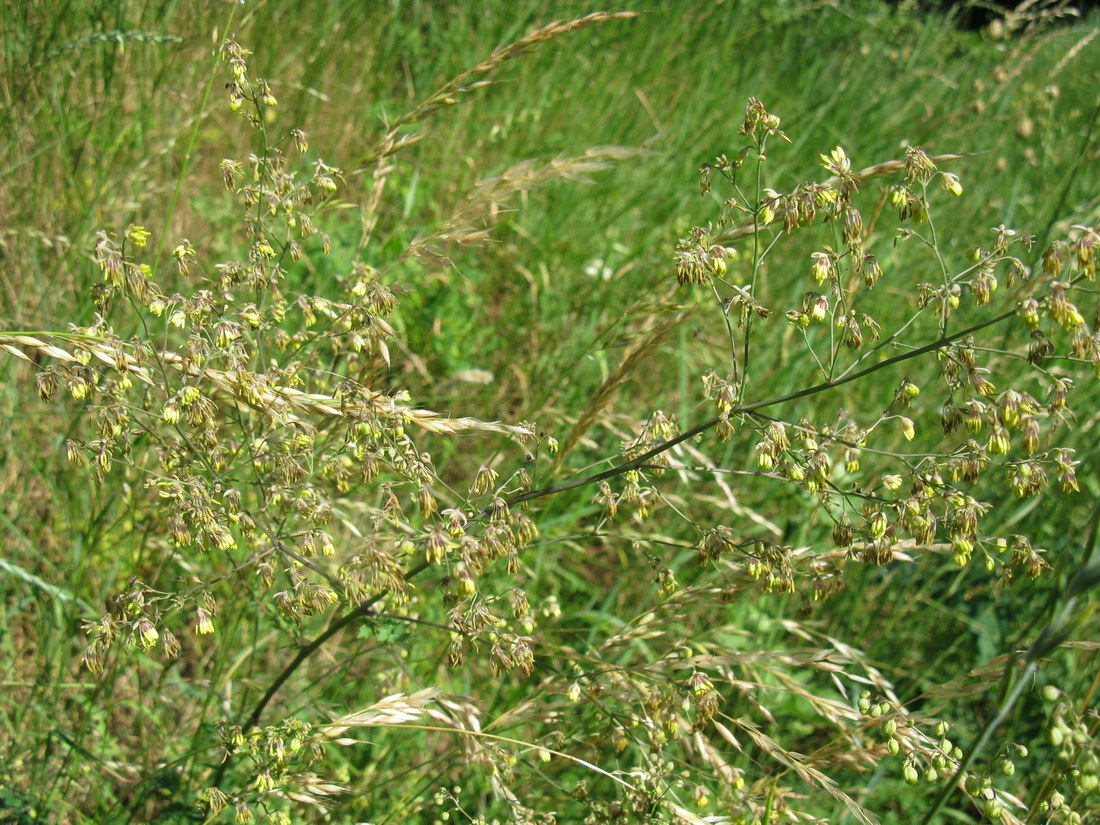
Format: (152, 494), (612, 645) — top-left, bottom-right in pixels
(504, 307), (1012, 510)
(208, 588), (403, 788)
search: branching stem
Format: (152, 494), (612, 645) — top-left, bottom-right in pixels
(213, 303), (1016, 789)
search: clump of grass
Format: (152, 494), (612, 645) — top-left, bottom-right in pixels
(2, 4), (1100, 825)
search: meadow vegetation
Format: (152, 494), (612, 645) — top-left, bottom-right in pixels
(1, 1), (1099, 824)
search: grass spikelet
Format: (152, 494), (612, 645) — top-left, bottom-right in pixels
(0, 333), (532, 439)
(712, 152), (964, 245)
(553, 306), (690, 472)
(407, 146), (649, 263)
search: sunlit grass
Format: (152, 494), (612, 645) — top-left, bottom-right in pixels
(1, 2), (1098, 823)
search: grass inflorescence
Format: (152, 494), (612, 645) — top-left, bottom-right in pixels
(1, 2), (1099, 824)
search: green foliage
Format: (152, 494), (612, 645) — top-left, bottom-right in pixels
(1, 2), (1099, 824)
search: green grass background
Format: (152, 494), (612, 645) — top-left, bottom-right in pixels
(1, 1), (1099, 822)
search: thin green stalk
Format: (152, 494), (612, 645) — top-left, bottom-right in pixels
(150, 2), (239, 277)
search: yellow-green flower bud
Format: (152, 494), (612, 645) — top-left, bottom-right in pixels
(195, 609), (215, 635)
(810, 294), (829, 322)
(988, 426), (1010, 455)
(138, 619), (159, 649)
(811, 252), (833, 285)
(241, 304), (262, 328)
(126, 225), (151, 247)
(858, 692), (872, 714)
(162, 400), (180, 424)
(869, 511), (888, 539)
(899, 417), (915, 441)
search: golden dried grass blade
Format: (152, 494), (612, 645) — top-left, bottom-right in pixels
(0, 334), (532, 441)
(554, 307), (691, 472)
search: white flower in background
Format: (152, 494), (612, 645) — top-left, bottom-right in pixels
(584, 258), (613, 280)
